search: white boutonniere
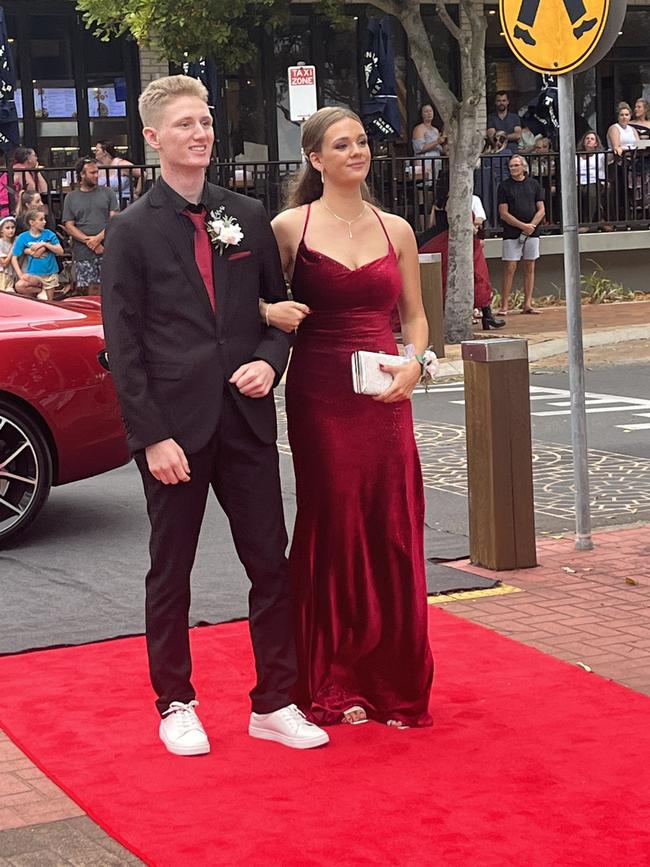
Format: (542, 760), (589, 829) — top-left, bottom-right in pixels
(206, 206), (244, 255)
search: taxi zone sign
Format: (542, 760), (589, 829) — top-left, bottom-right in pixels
(288, 65), (317, 122)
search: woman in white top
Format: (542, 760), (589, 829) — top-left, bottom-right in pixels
(607, 103), (643, 222)
(607, 102), (640, 154)
(576, 131), (606, 228)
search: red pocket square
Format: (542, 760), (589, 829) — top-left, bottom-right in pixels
(228, 250), (252, 261)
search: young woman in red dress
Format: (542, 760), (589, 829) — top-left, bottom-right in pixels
(263, 107), (434, 729)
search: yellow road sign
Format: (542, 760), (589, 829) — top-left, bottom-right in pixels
(500, 0), (609, 73)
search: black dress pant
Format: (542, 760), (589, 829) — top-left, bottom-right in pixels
(135, 390), (297, 716)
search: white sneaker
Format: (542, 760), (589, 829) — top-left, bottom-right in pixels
(37, 290), (48, 300)
(159, 701), (210, 756)
(249, 704), (329, 750)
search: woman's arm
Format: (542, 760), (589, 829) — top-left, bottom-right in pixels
(263, 209), (311, 333)
(375, 215), (428, 404)
(608, 124), (623, 155)
(260, 298), (311, 332)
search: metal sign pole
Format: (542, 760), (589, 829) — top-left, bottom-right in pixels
(557, 72), (593, 551)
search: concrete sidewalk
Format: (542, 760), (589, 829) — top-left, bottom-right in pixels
(436, 299), (650, 378)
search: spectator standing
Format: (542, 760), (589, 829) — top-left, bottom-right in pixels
(11, 210), (63, 301)
(0, 216), (17, 292)
(422, 179), (505, 330)
(630, 98), (650, 140)
(486, 91), (522, 149)
(607, 102), (639, 154)
(94, 140), (142, 203)
(11, 147), (48, 195)
(497, 155), (545, 315)
(63, 158), (119, 295)
(576, 131), (606, 228)
(607, 103), (641, 221)
(14, 190), (47, 234)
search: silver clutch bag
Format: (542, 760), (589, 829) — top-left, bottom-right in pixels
(351, 350), (412, 396)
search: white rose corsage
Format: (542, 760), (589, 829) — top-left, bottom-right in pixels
(404, 343), (439, 389)
(206, 206), (244, 255)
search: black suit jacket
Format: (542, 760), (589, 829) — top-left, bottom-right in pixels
(101, 180), (291, 455)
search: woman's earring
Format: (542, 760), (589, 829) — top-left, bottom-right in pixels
(320, 170), (324, 184)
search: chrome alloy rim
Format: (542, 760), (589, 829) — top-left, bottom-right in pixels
(0, 415), (39, 535)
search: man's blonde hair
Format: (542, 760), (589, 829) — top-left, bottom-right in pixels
(138, 75), (209, 129)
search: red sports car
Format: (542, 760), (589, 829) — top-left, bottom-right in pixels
(0, 294), (129, 546)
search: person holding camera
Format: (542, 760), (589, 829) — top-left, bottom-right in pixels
(496, 154), (545, 315)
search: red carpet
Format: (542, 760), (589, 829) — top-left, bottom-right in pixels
(2, 609), (650, 866)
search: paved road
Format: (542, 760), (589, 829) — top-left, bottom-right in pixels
(3, 365), (647, 653)
(411, 363), (649, 536)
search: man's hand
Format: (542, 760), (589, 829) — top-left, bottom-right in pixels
(86, 235), (102, 252)
(145, 438), (191, 485)
(229, 360), (275, 398)
(522, 223), (536, 236)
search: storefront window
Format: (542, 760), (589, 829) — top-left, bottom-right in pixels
(273, 18), (310, 162)
(84, 26), (130, 159)
(28, 15), (78, 167)
(320, 17), (359, 109)
(224, 47), (269, 163)
(574, 68), (597, 137)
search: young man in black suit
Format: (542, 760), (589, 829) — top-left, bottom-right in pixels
(102, 75), (328, 754)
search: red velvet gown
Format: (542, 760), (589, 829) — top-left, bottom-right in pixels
(285, 204), (434, 727)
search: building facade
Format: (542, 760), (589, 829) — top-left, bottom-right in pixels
(3, 0), (650, 168)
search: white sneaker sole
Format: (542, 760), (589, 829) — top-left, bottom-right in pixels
(248, 723), (329, 750)
(159, 731), (211, 756)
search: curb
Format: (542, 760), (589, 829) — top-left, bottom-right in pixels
(434, 324), (650, 380)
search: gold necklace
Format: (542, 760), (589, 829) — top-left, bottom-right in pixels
(320, 200), (367, 239)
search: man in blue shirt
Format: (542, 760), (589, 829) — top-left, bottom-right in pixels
(12, 210), (63, 301)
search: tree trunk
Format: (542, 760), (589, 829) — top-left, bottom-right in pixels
(445, 102), (484, 343)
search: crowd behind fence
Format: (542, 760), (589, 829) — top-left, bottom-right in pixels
(6, 149), (650, 238)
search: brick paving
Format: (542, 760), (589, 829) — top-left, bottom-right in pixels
(1, 524), (649, 863)
(444, 523), (650, 696)
(442, 298), (650, 363)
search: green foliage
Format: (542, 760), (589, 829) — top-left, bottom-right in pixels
(74, 0), (292, 66)
(491, 289), (525, 310)
(580, 260), (635, 304)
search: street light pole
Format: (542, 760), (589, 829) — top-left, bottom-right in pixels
(557, 72), (593, 551)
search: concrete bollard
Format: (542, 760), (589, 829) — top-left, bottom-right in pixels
(461, 338), (537, 570)
(418, 253), (445, 359)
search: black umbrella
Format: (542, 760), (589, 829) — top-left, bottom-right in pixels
(0, 7), (19, 154)
(362, 17), (401, 140)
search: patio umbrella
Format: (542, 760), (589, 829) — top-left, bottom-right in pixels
(362, 17), (401, 140)
(0, 7), (19, 154)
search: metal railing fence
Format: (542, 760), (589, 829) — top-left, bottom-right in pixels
(4, 150), (649, 235)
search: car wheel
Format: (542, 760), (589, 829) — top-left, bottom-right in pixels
(0, 401), (52, 546)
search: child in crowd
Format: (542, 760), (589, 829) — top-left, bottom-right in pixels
(12, 209), (63, 301)
(15, 190), (47, 234)
(0, 216), (17, 292)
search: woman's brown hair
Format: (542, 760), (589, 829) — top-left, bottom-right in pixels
(284, 107), (374, 209)
(577, 130), (603, 151)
